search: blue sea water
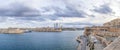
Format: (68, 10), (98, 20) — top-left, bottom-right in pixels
(0, 30), (83, 50)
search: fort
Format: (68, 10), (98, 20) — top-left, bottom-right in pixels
(0, 27), (62, 34)
(0, 23), (63, 34)
(76, 18), (120, 50)
(0, 28), (25, 34)
(0, 27), (83, 34)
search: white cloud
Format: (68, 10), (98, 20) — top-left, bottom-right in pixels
(0, 0), (119, 28)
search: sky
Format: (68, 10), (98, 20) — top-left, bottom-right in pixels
(0, 0), (120, 28)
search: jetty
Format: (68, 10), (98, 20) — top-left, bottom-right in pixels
(76, 18), (120, 50)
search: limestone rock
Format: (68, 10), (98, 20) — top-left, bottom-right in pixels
(104, 36), (120, 50)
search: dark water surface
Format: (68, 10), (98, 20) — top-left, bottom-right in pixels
(0, 31), (83, 50)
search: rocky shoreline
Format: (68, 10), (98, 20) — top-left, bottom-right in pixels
(76, 18), (120, 50)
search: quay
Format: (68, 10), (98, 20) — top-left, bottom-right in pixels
(76, 18), (120, 50)
(0, 27), (62, 34)
(0, 27), (83, 34)
(25, 27), (62, 32)
(0, 23), (63, 34)
(0, 22), (84, 34)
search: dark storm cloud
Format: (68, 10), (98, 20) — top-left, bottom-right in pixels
(93, 4), (112, 14)
(0, 3), (40, 17)
(53, 6), (86, 17)
(89, 15), (95, 17)
(15, 17), (46, 21)
(40, 3), (87, 17)
(0, 1), (87, 17)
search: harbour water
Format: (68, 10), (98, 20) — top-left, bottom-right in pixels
(0, 30), (83, 50)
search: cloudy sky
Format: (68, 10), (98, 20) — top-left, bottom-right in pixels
(0, 0), (119, 28)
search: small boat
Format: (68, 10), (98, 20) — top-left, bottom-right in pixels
(24, 30), (32, 33)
